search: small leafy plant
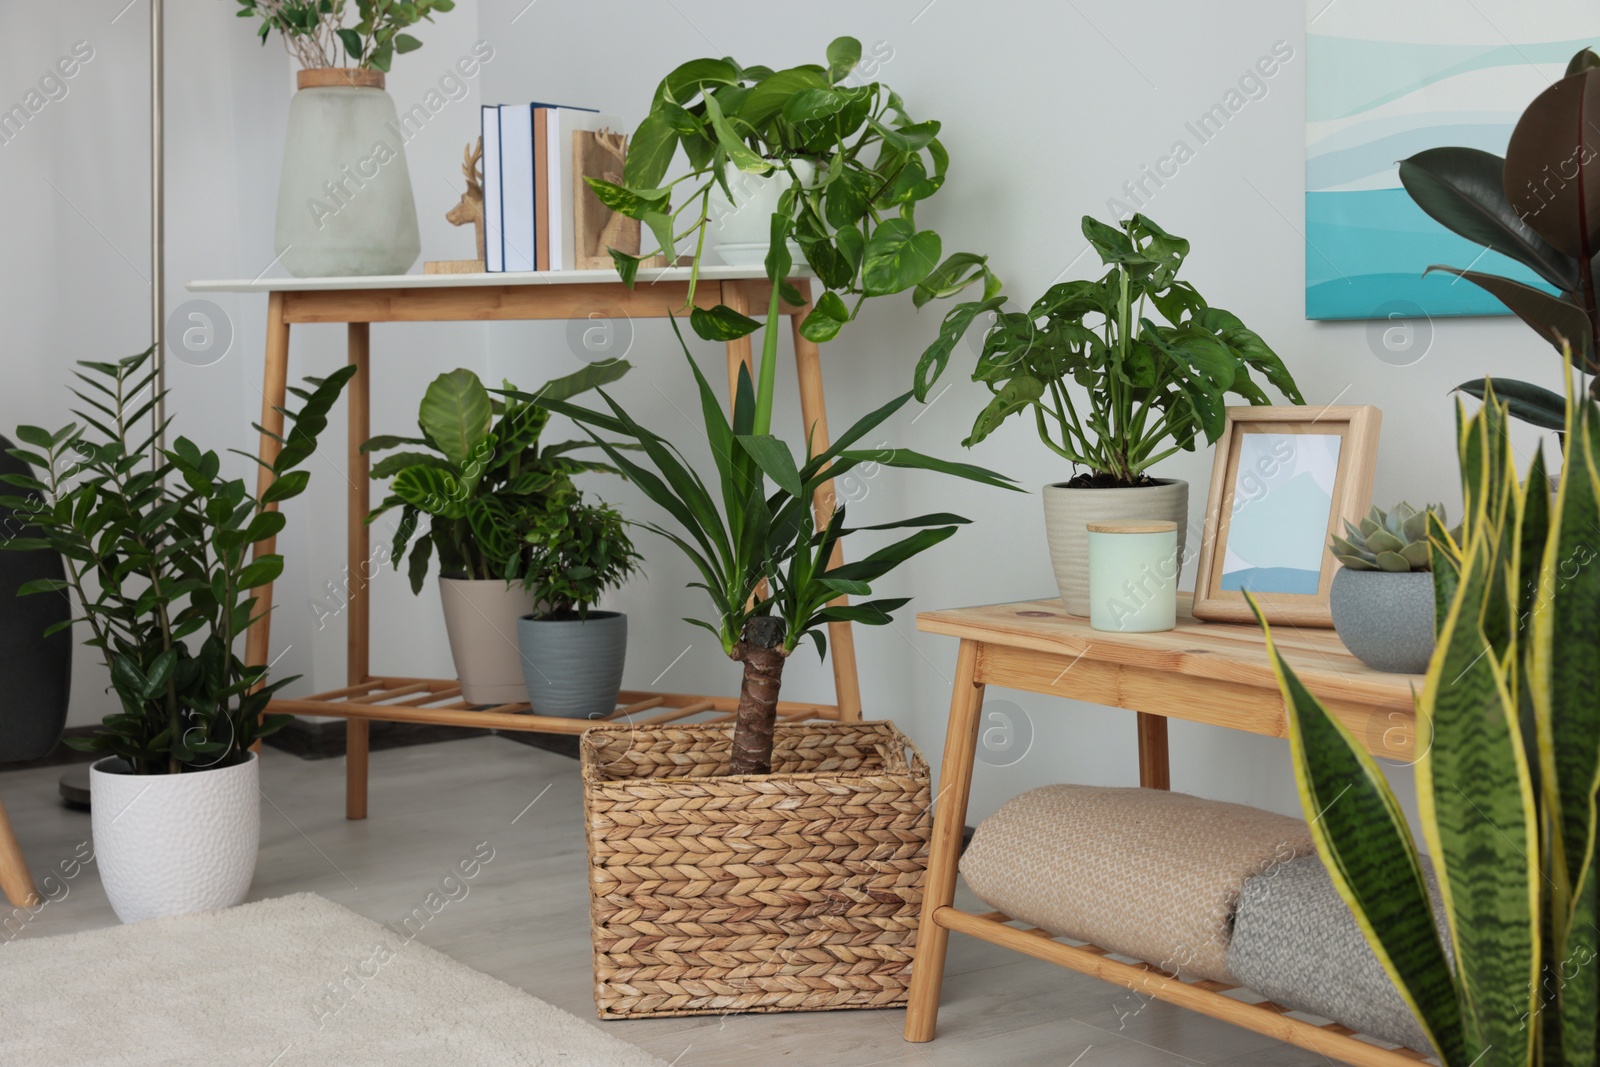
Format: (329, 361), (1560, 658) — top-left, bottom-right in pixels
(1331, 502), (1453, 572)
(235, 0), (457, 72)
(366, 361), (629, 591)
(1399, 47), (1600, 429)
(590, 36), (998, 405)
(915, 213), (1304, 485)
(520, 485), (642, 620)
(525, 320), (1018, 775)
(0, 348), (353, 775)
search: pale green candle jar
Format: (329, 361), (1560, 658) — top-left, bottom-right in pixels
(1087, 520), (1180, 633)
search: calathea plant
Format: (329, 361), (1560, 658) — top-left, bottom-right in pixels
(915, 213), (1303, 484)
(1255, 382), (1599, 1065)
(1399, 47), (1600, 429)
(525, 320), (1018, 775)
(366, 361), (629, 591)
(0, 348), (354, 774)
(588, 37), (999, 407)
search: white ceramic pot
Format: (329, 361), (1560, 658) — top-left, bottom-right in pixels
(707, 158), (815, 265)
(91, 752), (259, 924)
(274, 69), (421, 278)
(439, 576), (535, 705)
(1043, 479), (1189, 617)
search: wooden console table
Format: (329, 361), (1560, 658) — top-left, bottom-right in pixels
(904, 597), (1426, 1067)
(187, 266), (859, 820)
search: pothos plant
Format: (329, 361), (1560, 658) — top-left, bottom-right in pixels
(525, 319), (1018, 775)
(915, 213), (1304, 485)
(588, 36), (1000, 425)
(234, 0), (456, 72)
(0, 348), (354, 775)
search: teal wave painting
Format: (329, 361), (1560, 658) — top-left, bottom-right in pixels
(1303, 3), (1599, 320)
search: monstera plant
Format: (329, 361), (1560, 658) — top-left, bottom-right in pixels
(1399, 47), (1600, 429)
(1255, 381), (1600, 1065)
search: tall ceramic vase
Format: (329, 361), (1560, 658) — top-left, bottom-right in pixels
(274, 69), (421, 278)
(439, 577), (535, 706)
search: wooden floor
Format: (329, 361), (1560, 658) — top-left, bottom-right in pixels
(2, 737), (1346, 1066)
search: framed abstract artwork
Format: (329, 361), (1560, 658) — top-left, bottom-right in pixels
(1192, 406), (1381, 626)
(1305, 0), (1600, 320)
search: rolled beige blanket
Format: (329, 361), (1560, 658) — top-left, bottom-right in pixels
(959, 785), (1314, 984)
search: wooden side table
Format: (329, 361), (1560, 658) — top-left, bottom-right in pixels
(903, 597), (1428, 1067)
(187, 267), (861, 820)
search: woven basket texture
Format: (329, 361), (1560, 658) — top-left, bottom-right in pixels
(580, 720), (932, 1018)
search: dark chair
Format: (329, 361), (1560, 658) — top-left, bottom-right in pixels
(0, 432), (72, 906)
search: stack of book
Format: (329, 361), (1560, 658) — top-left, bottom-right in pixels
(482, 103), (623, 272)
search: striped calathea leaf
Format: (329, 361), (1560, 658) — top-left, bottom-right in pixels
(1253, 379), (1600, 1066)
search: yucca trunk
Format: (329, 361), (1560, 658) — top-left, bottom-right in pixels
(729, 617), (787, 775)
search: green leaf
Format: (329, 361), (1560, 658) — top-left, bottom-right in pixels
(741, 67), (830, 126)
(336, 27), (363, 60)
(782, 87), (848, 124)
(1398, 147), (1579, 292)
(582, 176), (670, 220)
(702, 92), (770, 174)
(1252, 597), (1470, 1064)
(862, 219), (942, 297)
(737, 435), (802, 497)
(608, 248), (642, 286)
(965, 376), (1045, 447)
(393, 33), (423, 54)
(654, 57), (740, 108)
(690, 304), (763, 341)
(825, 37), (861, 83)
(833, 448), (1019, 492)
(624, 110), (679, 190)
(913, 296), (1007, 400)
(913, 252), (992, 309)
(1456, 378), (1567, 431)
(418, 369), (492, 473)
(1424, 265), (1593, 362)
(406, 532), (434, 595)
(260, 469), (310, 505)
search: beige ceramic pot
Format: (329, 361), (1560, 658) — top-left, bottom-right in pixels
(1043, 479), (1189, 616)
(438, 576), (535, 705)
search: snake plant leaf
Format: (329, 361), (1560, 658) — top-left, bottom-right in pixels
(1457, 378), (1569, 432)
(418, 369), (492, 473)
(1416, 528), (1539, 1066)
(1397, 148), (1580, 292)
(1426, 512), (1462, 637)
(1505, 71), (1600, 262)
(1251, 596), (1470, 1065)
(1425, 266), (1594, 364)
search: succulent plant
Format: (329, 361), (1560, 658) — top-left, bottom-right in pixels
(1331, 502), (1451, 573)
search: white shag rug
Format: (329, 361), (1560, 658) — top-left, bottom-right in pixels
(0, 893), (666, 1067)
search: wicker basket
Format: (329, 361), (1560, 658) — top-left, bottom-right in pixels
(580, 719), (932, 1019)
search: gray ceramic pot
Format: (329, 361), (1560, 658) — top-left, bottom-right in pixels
(517, 611), (627, 718)
(1330, 569), (1435, 675)
(1043, 479), (1188, 616)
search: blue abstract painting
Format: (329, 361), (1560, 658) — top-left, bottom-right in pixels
(1305, 2), (1600, 320)
(1221, 433), (1342, 596)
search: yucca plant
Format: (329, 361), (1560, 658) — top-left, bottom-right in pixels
(524, 320), (1019, 774)
(1252, 380), (1600, 1065)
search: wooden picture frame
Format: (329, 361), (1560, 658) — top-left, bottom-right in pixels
(1191, 405), (1381, 626)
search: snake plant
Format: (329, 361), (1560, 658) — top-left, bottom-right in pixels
(1253, 380), (1600, 1065)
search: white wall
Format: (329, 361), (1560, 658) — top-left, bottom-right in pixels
(6, 2), (1558, 827)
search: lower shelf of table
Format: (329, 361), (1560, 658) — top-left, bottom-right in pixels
(936, 907), (1431, 1067)
(267, 676), (842, 734)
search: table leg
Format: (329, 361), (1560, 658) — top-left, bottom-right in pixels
(1138, 712), (1170, 790)
(905, 638), (985, 1042)
(0, 795), (39, 908)
(244, 293), (290, 738)
(789, 292), (862, 722)
(346, 322), (371, 821)
(722, 278), (755, 397)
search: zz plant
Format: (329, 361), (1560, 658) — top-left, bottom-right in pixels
(366, 361), (628, 592)
(525, 320), (1018, 775)
(589, 37), (998, 409)
(916, 213), (1303, 484)
(1256, 381), (1599, 1065)
(1399, 47), (1600, 429)
(0, 348), (354, 774)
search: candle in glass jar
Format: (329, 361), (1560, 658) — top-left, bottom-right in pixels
(1087, 520), (1180, 633)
